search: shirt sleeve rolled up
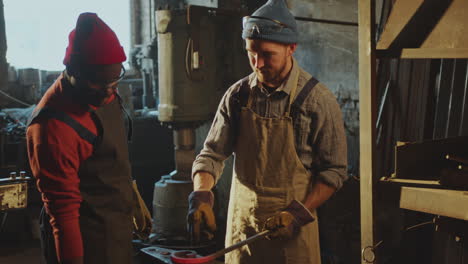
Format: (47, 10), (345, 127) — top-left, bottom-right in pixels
(310, 89), (348, 190)
(192, 83), (240, 182)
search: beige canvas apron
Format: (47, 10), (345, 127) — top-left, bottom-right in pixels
(225, 74), (321, 264)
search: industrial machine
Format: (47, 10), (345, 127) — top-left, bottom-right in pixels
(0, 171), (29, 211)
(0, 171), (33, 239)
(147, 2), (250, 248)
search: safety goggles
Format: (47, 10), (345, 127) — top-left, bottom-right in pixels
(86, 65), (126, 89)
(242, 15), (292, 34)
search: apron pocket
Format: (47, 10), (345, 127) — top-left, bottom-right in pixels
(252, 185), (288, 224)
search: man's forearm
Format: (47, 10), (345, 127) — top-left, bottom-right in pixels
(302, 181), (336, 212)
(193, 171), (215, 191)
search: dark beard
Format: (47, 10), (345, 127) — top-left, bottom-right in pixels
(66, 80), (108, 107)
(81, 86), (108, 106)
(257, 60), (288, 87)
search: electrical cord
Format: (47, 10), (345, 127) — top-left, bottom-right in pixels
(0, 89), (32, 107)
(295, 16), (358, 27)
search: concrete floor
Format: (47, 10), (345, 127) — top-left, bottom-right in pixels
(0, 210), (174, 264)
(0, 239), (150, 264)
(0, 206), (44, 263)
(0, 204), (150, 263)
(0, 239), (44, 264)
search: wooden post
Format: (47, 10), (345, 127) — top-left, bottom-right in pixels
(358, 0), (377, 263)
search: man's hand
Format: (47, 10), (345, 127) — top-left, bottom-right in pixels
(187, 190), (217, 243)
(264, 200), (315, 240)
(265, 211), (297, 239)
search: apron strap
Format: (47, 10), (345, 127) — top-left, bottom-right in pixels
(240, 75), (319, 117)
(285, 68), (300, 117)
(291, 77), (319, 111)
(238, 76), (251, 108)
(115, 93), (133, 142)
(27, 106), (98, 147)
(245, 81), (256, 109)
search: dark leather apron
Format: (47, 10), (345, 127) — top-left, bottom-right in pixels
(31, 96), (134, 264)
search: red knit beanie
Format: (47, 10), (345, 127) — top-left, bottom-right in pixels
(63, 13), (126, 65)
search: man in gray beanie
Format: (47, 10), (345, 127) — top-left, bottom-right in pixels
(187, 0), (348, 263)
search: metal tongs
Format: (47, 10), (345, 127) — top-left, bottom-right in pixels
(170, 229), (274, 264)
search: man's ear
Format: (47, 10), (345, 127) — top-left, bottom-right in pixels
(66, 65), (76, 77)
(67, 61), (88, 80)
(288, 43), (297, 56)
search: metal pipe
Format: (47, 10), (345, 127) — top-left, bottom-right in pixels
(130, 0), (142, 46)
(149, 0), (154, 39)
(0, 0), (6, 60)
(173, 128), (196, 181)
(174, 128), (195, 150)
(294, 16), (358, 27)
(445, 59), (457, 138)
(0, 0), (8, 94)
(458, 60), (468, 136)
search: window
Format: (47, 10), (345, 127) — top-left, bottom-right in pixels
(4, 0), (130, 71)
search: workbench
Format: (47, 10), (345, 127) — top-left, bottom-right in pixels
(400, 187), (468, 221)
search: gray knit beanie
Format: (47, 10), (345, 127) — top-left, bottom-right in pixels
(242, 0), (298, 44)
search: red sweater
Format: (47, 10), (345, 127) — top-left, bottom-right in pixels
(27, 74), (115, 261)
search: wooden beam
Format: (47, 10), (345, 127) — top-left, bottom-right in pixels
(376, 0), (423, 50)
(400, 187), (468, 220)
(359, 0), (377, 263)
(421, 0), (468, 49)
(380, 177), (441, 188)
(376, 48), (468, 58)
(378, 0), (468, 50)
(380, 0), (452, 50)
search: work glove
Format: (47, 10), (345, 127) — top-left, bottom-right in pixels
(264, 200), (315, 240)
(132, 180), (153, 240)
(187, 190), (217, 243)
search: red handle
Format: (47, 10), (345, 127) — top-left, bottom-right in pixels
(170, 250), (215, 264)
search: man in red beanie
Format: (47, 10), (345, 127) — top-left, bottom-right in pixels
(27, 13), (134, 264)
